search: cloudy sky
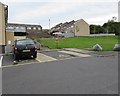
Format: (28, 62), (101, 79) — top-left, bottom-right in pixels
(0, 0), (119, 29)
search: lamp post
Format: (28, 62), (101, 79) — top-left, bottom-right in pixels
(49, 19), (51, 33)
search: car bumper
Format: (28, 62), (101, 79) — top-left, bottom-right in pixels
(15, 51), (37, 57)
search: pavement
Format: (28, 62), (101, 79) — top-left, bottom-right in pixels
(63, 48), (93, 54)
(68, 47), (117, 57)
(58, 50), (91, 57)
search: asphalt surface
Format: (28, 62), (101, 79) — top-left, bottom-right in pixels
(2, 54), (39, 66)
(42, 51), (76, 59)
(0, 65), (1, 95)
(2, 51), (118, 94)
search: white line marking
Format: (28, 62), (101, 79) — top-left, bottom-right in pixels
(0, 56), (3, 68)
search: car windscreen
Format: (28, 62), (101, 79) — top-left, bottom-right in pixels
(16, 40), (35, 45)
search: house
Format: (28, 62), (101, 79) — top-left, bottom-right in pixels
(6, 23), (42, 45)
(50, 19), (90, 37)
(0, 2), (43, 53)
(74, 19), (90, 36)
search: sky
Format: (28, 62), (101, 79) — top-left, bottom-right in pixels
(0, 0), (119, 29)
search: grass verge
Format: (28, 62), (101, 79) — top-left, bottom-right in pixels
(38, 36), (119, 51)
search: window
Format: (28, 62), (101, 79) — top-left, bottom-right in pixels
(71, 25), (74, 28)
(17, 39), (34, 45)
(33, 27), (36, 30)
(27, 27), (31, 30)
(15, 27), (19, 29)
(20, 27), (25, 29)
(7, 26), (14, 29)
(38, 27), (41, 30)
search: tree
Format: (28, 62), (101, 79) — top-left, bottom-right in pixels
(103, 22), (120, 35)
(90, 17), (120, 35)
(90, 25), (106, 34)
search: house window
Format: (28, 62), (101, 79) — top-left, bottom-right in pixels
(20, 27), (25, 29)
(7, 26), (14, 29)
(71, 25), (74, 28)
(27, 27), (31, 30)
(38, 27), (41, 30)
(15, 27), (19, 29)
(33, 27), (36, 30)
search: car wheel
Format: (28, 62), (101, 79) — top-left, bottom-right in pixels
(14, 54), (19, 60)
(33, 53), (37, 58)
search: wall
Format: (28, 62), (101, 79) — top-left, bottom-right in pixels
(75, 19), (90, 36)
(6, 32), (14, 45)
(14, 36), (26, 40)
(64, 33), (74, 37)
(0, 2), (6, 53)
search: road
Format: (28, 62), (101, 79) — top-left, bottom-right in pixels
(2, 50), (118, 94)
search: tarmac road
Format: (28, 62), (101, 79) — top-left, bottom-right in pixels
(2, 51), (118, 94)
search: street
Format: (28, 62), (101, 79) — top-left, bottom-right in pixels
(2, 50), (118, 94)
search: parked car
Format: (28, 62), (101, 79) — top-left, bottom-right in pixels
(13, 39), (37, 60)
(33, 40), (41, 50)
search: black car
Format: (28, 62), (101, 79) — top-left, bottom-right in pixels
(13, 39), (37, 60)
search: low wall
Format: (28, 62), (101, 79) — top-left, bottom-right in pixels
(90, 34), (115, 36)
(14, 36), (26, 40)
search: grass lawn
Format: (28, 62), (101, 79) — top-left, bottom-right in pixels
(38, 36), (119, 51)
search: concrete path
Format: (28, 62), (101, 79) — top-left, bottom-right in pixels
(63, 48), (92, 54)
(58, 50), (91, 57)
(63, 48), (118, 57)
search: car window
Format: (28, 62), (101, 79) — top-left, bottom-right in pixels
(17, 39), (34, 45)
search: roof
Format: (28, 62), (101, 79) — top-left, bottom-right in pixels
(76, 19), (89, 25)
(7, 23), (42, 28)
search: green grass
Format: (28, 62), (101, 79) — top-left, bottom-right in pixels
(38, 36), (119, 51)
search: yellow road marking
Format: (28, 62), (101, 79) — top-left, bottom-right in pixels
(35, 58), (42, 62)
(36, 53), (57, 62)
